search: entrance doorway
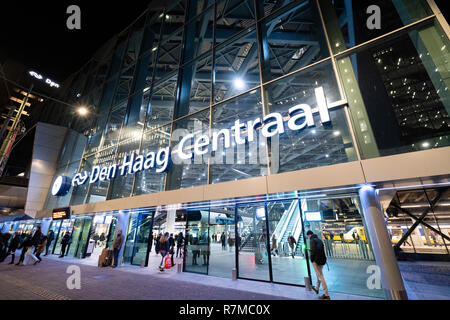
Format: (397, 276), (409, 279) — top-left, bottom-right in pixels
(84, 214), (117, 262)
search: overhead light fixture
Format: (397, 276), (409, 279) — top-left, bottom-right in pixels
(77, 107), (89, 116)
(233, 78), (245, 90)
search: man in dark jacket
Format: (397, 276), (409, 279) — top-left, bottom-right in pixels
(112, 230), (123, 268)
(169, 234), (175, 267)
(0, 232), (11, 261)
(6, 232), (21, 264)
(176, 232), (184, 258)
(44, 230), (54, 256)
(16, 235), (33, 266)
(307, 230), (330, 300)
(59, 232), (71, 258)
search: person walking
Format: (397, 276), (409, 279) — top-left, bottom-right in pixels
(29, 226), (42, 261)
(112, 230), (124, 268)
(176, 232), (184, 258)
(0, 232), (11, 262)
(16, 235), (33, 266)
(227, 234), (234, 253)
(169, 233), (175, 267)
(307, 230), (330, 300)
(32, 236), (47, 265)
(3, 232), (20, 264)
(288, 234), (297, 258)
(44, 230), (54, 256)
(271, 234), (278, 256)
(59, 232), (71, 258)
(156, 232), (170, 271)
(220, 232), (226, 251)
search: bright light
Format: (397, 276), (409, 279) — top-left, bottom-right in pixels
(77, 107), (89, 116)
(233, 78), (245, 90)
(333, 131), (341, 136)
(422, 142), (430, 148)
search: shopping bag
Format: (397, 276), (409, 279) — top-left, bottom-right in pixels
(22, 248), (32, 265)
(164, 255), (172, 269)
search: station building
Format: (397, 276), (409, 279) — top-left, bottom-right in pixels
(1, 0), (449, 300)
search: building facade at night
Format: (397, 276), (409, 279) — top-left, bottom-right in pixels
(1, 0), (449, 300)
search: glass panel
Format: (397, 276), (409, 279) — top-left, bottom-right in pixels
(216, 0), (256, 46)
(303, 195), (383, 298)
(208, 206), (236, 278)
(264, 61), (357, 174)
(337, 19), (450, 159)
(133, 125), (171, 196)
(175, 55), (212, 119)
(68, 218), (85, 257)
(85, 148), (116, 204)
(123, 213), (138, 264)
(76, 217), (93, 258)
(267, 199), (308, 286)
(210, 89), (267, 184)
(106, 215), (118, 250)
(130, 212), (154, 266)
(53, 219), (75, 256)
(319, 0), (433, 54)
(184, 6), (214, 64)
(47, 220), (61, 255)
(184, 209), (209, 274)
(102, 101), (127, 148)
(214, 28), (260, 103)
(167, 109), (210, 190)
(145, 74), (178, 130)
(236, 203), (270, 281)
(70, 157), (94, 206)
(262, 0), (330, 81)
(84, 78), (117, 155)
(108, 36), (128, 79)
(155, 29), (182, 82)
(107, 138), (140, 200)
(387, 187), (450, 256)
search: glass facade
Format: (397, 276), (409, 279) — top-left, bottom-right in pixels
(33, 0), (450, 299)
(41, 0), (449, 209)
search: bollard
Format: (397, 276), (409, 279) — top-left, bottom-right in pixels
(232, 268), (237, 280)
(177, 263), (182, 273)
(304, 277), (312, 291)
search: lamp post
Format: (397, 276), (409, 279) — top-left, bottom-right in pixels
(0, 84), (34, 177)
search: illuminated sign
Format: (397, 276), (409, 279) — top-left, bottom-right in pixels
(53, 87), (337, 197)
(52, 207), (71, 220)
(305, 211), (322, 222)
(29, 71), (60, 89)
(51, 176), (72, 196)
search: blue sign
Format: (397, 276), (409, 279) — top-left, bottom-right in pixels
(51, 176), (72, 197)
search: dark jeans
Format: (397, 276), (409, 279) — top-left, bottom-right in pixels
(113, 248), (120, 267)
(18, 247), (29, 264)
(60, 244), (68, 257)
(45, 243), (52, 255)
(159, 250), (167, 268)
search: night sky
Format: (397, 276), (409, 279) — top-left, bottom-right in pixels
(0, 1), (150, 81)
(0, 1), (448, 84)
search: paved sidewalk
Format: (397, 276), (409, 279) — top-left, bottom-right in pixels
(0, 255), (374, 300)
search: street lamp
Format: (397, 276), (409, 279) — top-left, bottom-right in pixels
(77, 106), (89, 116)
